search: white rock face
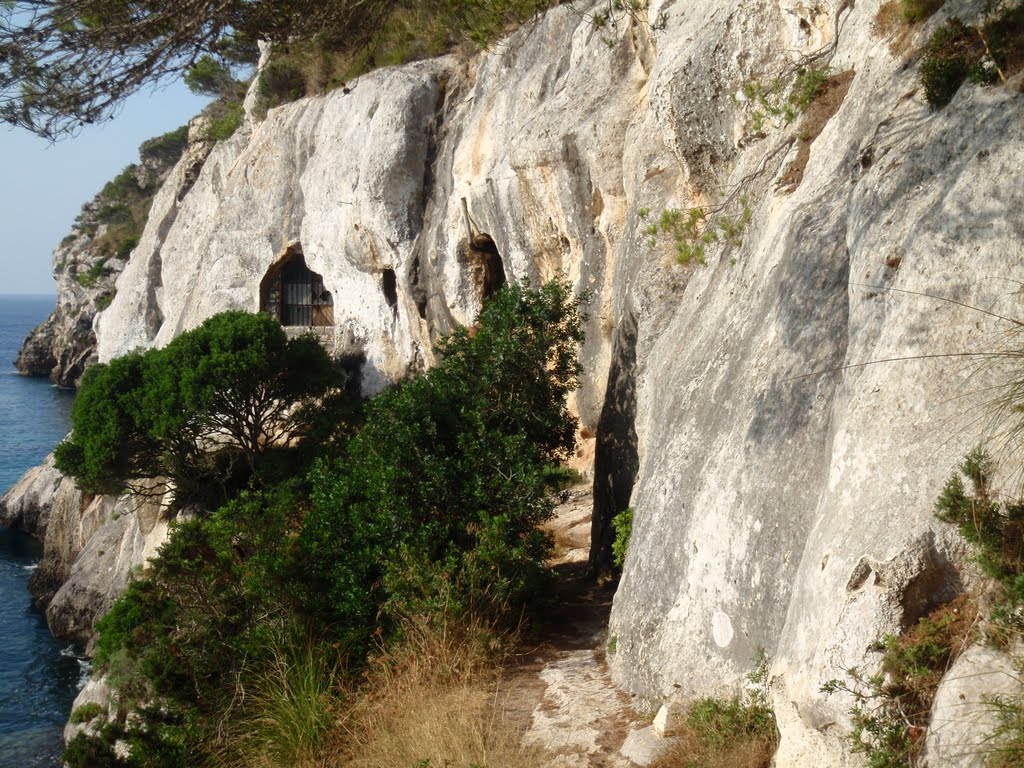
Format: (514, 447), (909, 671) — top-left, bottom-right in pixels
(924, 644), (1021, 767)
(17, 0), (1021, 763)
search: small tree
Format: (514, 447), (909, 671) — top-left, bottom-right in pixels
(301, 278), (586, 640)
(55, 311), (343, 507)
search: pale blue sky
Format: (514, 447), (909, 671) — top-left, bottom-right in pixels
(0, 81), (210, 295)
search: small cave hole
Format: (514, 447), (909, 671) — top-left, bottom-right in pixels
(382, 268), (399, 313)
(470, 233), (506, 300)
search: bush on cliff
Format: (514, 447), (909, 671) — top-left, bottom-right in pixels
(301, 278), (585, 639)
(55, 311), (345, 509)
(75, 280), (586, 766)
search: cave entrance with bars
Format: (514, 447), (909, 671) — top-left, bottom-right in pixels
(259, 246), (334, 327)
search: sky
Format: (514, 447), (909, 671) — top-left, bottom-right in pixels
(0, 81), (210, 295)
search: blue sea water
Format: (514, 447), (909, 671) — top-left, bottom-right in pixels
(0, 296), (82, 768)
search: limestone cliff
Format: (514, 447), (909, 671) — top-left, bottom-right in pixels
(10, 0), (1024, 764)
(15, 125), (208, 388)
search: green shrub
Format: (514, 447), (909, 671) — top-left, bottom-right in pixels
(55, 311), (343, 505)
(82, 281), (584, 763)
(918, 4), (1024, 109)
(647, 196), (752, 265)
(611, 507), (633, 569)
(74, 258), (109, 288)
(934, 449), (1024, 585)
(920, 18), (978, 108)
(95, 291), (115, 311)
(139, 125), (189, 166)
(902, 0), (944, 23)
(69, 702), (105, 724)
(63, 730), (119, 768)
(206, 101), (245, 141)
(823, 597), (976, 768)
(301, 279), (585, 644)
(651, 651), (778, 768)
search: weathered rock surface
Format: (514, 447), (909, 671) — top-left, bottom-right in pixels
(11, 0), (1024, 762)
(46, 492), (169, 646)
(0, 453), (68, 537)
(15, 126), (207, 388)
(924, 644), (1021, 767)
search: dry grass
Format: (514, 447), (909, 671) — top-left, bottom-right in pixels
(325, 615), (550, 768)
(651, 734), (776, 768)
(649, 700), (778, 768)
(872, 0), (922, 57)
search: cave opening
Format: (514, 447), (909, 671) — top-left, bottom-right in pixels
(382, 268), (399, 312)
(259, 246), (334, 327)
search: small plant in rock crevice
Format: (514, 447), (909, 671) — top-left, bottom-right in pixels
(651, 650), (779, 768)
(822, 595), (977, 768)
(641, 195), (753, 267)
(611, 507), (633, 569)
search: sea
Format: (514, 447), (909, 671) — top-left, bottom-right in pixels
(0, 295), (83, 768)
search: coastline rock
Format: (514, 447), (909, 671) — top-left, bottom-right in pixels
(15, 126), (210, 388)
(0, 453), (68, 537)
(4, 0), (1022, 763)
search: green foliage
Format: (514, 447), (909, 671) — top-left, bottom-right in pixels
(934, 449), (1024, 586)
(901, 0), (944, 23)
(986, 681), (1024, 768)
(821, 598), (974, 768)
(790, 66), (831, 111)
(55, 311), (344, 507)
(76, 279), (583, 763)
(70, 702), (105, 724)
(64, 730), (119, 768)
(744, 66), (830, 133)
(184, 55), (239, 98)
(920, 18), (978, 108)
(654, 651), (778, 768)
(222, 640), (341, 767)
(301, 279), (585, 646)
(205, 101), (245, 141)
(87, 486), (313, 762)
(255, 0), (558, 111)
(647, 195), (753, 265)
(611, 507), (633, 569)
(918, 3), (1024, 109)
(75, 259), (110, 288)
(139, 126), (189, 166)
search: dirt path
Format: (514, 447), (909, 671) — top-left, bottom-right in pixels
(499, 486), (651, 767)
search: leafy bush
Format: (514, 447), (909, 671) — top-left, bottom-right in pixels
(69, 702), (105, 724)
(902, 0), (944, 23)
(920, 18), (979, 108)
(934, 448), (1024, 584)
(644, 196), (752, 265)
(139, 125), (190, 166)
(611, 507), (633, 569)
(75, 259), (109, 288)
(205, 101), (245, 141)
(918, 3), (1024, 109)
(302, 280), (585, 644)
(55, 311), (344, 507)
(79, 281), (585, 765)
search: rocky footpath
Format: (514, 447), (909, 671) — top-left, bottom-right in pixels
(7, 0), (1024, 764)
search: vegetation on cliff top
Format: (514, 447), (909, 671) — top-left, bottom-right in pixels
(63, 279), (585, 767)
(0, 0), (560, 139)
